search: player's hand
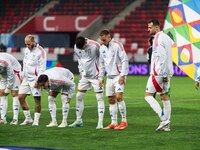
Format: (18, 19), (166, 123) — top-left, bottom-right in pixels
(79, 73), (82, 79)
(195, 81), (199, 90)
(98, 80), (103, 87)
(163, 77), (168, 82)
(4, 88), (10, 96)
(67, 98), (71, 104)
(119, 76), (125, 85)
(34, 81), (38, 88)
(20, 77), (23, 84)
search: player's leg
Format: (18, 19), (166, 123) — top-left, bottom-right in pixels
(19, 94), (33, 125)
(31, 81), (42, 126)
(160, 81), (171, 131)
(145, 75), (163, 118)
(46, 91), (58, 127)
(91, 79), (105, 129)
(0, 80), (8, 124)
(115, 92), (127, 130)
(69, 77), (89, 127)
(10, 74), (20, 125)
(58, 93), (69, 128)
(95, 92), (104, 129)
(69, 90), (85, 127)
(114, 76), (127, 130)
(10, 90), (19, 125)
(103, 78), (118, 129)
(19, 79), (33, 125)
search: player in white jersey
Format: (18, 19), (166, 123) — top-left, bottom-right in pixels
(98, 30), (129, 130)
(195, 67), (200, 89)
(145, 19), (174, 131)
(35, 67), (75, 128)
(19, 34), (46, 126)
(0, 53), (21, 125)
(69, 36), (105, 129)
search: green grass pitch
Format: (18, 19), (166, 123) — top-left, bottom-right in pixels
(0, 75), (200, 150)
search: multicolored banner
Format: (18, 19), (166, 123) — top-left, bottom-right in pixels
(164, 0), (200, 80)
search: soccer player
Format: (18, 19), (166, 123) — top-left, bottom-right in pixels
(69, 36), (105, 129)
(145, 19), (173, 131)
(98, 30), (129, 130)
(35, 67), (75, 128)
(19, 34), (46, 126)
(0, 53), (21, 125)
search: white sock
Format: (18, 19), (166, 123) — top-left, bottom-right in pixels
(76, 92), (85, 122)
(48, 96), (57, 122)
(96, 93), (105, 123)
(1, 96), (8, 120)
(145, 96), (163, 119)
(118, 100), (127, 122)
(61, 95), (69, 123)
(13, 96), (20, 121)
(34, 112), (41, 123)
(23, 110), (32, 120)
(162, 100), (171, 120)
(109, 103), (118, 125)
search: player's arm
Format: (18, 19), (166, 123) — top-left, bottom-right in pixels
(156, 37), (168, 78)
(98, 49), (105, 87)
(38, 49), (47, 76)
(63, 78), (75, 99)
(5, 65), (15, 95)
(118, 44), (129, 84)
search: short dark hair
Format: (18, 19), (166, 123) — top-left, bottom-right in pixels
(75, 36), (86, 49)
(99, 30), (110, 36)
(148, 19), (160, 26)
(37, 74), (48, 83)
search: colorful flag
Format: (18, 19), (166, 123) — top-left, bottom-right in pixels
(164, 0), (200, 80)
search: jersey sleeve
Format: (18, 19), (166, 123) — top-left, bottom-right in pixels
(155, 35), (170, 77)
(6, 65), (15, 89)
(118, 44), (129, 76)
(98, 48), (106, 80)
(38, 49), (47, 76)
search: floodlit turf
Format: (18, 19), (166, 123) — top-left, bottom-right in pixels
(0, 76), (200, 150)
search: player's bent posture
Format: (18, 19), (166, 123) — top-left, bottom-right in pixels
(0, 53), (21, 125)
(19, 34), (46, 126)
(98, 30), (129, 130)
(145, 19), (173, 131)
(35, 67), (75, 128)
(69, 36), (105, 129)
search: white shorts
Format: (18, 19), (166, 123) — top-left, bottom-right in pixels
(106, 76), (125, 96)
(78, 77), (103, 92)
(19, 78), (42, 96)
(0, 73), (20, 90)
(146, 75), (170, 94)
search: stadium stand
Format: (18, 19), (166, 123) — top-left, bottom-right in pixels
(111, 0), (169, 55)
(44, 0), (134, 23)
(0, 0), (50, 33)
(0, 0), (169, 56)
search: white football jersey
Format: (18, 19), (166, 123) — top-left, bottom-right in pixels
(22, 44), (46, 81)
(74, 39), (100, 78)
(0, 53), (22, 89)
(98, 39), (129, 80)
(150, 31), (174, 77)
(42, 67), (75, 98)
